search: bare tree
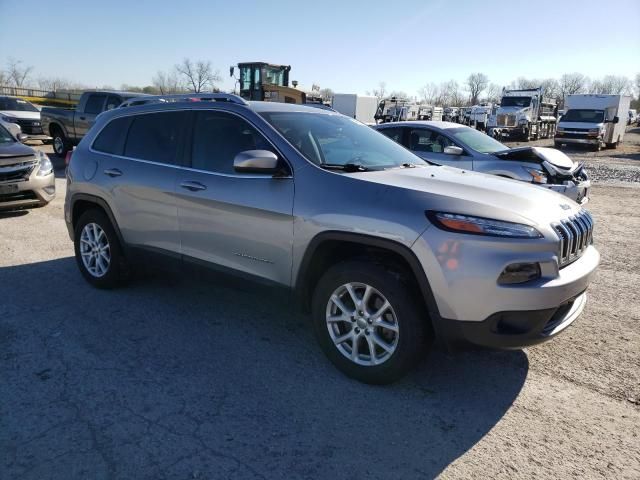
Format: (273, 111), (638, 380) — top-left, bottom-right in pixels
(371, 81), (387, 101)
(6, 58), (33, 87)
(540, 78), (560, 100)
(175, 58), (221, 93)
(153, 69), (184, 94)
(318, 88), (334, 102)
(513, 77), (540, 89)
(466, 73), (489, 105)
(559, 73), (587, 98)
(590, 75), (632, 95)
(483, 83), (502, 104)
(442, 80), (463, 107)
(37, 76), (72, 91)
(419, 82), (438, 104)
(0, 70), (7, 85)
(389, 90), (409, 100)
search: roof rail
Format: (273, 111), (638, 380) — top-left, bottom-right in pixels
(119, 93), (248, 108)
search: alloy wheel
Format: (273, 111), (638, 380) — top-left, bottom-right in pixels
(79, 223), (111, 278)
(325, 282), (399, 366)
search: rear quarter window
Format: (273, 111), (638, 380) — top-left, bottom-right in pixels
(92, 116), (132, 155)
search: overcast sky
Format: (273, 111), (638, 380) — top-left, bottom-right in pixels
(1, 0), (638, 95)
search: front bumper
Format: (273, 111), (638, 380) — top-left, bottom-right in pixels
(554, 136), (599, 145)
(0, 171), (56, 210)
(24, 134), (53, 142)
(436, 291), (587, 350)
(541, 179), (590, 205)
(411, 224), (599, 349)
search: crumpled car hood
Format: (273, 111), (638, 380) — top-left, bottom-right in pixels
(493, 146), (574, 169)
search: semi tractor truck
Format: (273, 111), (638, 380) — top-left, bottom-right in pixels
(488, 87), (557, 141)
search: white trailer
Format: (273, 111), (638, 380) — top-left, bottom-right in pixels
(331, 94), (378, 124)
(555, 94), (631, 150)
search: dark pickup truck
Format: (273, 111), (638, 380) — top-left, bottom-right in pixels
(41, 91), (145, 156)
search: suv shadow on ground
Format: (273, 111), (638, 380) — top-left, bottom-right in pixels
(1, 257), (528, 479)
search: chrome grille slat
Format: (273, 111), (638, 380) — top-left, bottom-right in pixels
(552, 210), (595, 268)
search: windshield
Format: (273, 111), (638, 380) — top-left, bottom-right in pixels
(500, 96), (531, 108)
(450, 127), (508, 154)
(561, 109), (605, 123)
(0, 97), (39, 112)
(262, 66), (285, 86)
(260, 112), (426, 169)
(0, 124), (15, 143)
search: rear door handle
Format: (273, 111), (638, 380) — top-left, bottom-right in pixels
(180, 181), (207, 192)
(79, 116), (86, 120)
(103, 168), (123, 177)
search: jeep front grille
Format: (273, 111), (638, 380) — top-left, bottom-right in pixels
(552, 210), (594, 267)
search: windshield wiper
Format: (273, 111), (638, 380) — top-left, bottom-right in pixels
(320, 163), (372, 172)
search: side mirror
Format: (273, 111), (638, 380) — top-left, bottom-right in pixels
(229, 66), (235, 77)
(444, 146), (463, 156)
(17, 133), (28, 143)
(233, 150), (281, 174)
(612, 116), (619, 124)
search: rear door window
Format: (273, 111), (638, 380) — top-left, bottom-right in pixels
(84, 94), (108, 114)
(124, 111), (186, 165)
(92, 116), (132, 155)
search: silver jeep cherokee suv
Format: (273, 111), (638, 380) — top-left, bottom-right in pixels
(65, 94), (599, 384)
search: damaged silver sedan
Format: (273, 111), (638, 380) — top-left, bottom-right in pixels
(374, 121), (590, 204)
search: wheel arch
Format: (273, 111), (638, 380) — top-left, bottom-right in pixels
(48, 121), (68, 138)
(70, 193), (126, 251)
(295, 231), (441, 323)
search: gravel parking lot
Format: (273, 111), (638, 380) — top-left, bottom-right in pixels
(1, 130), (640, 479)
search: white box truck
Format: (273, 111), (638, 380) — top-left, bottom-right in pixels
(331, 94), (378, 124)
(555, 94), (631, 150)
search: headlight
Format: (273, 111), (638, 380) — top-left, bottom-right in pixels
(523, 167), (547, 184)
(427, 212), (542, 238)
(2, 115), (18, 123)
(37, 151), (53, 176)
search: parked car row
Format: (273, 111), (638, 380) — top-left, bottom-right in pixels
(58, 93), (599, 384)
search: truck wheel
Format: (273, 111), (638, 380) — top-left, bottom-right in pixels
(311, 260), (431, 384)
(554, 141), (563, 149)
(52, 127), (70, 156)
(74, 209), (130, 289)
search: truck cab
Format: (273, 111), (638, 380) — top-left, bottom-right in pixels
(41, 91), (143, 156)
(555, 94), (631, 150)
(489, 88), (556, 141)
(234, 62), (305, 104)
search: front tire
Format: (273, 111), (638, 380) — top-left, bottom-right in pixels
(311, 261), (431, 384)
(74, 209), (129, 289)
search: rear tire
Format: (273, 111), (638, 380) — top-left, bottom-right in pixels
(311, 260), (432, 384)
(74, 209), (129, 289)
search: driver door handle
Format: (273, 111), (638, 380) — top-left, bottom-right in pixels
(103, 168), (123, 177)
(180, 181), (207, 192)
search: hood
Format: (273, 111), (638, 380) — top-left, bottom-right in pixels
(0, 140), (36, 164)
(493, 146), (574, 169)
(558, 120), (604, 130)
(0, 110), (41, 120)
(351, 165), (580, 225)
